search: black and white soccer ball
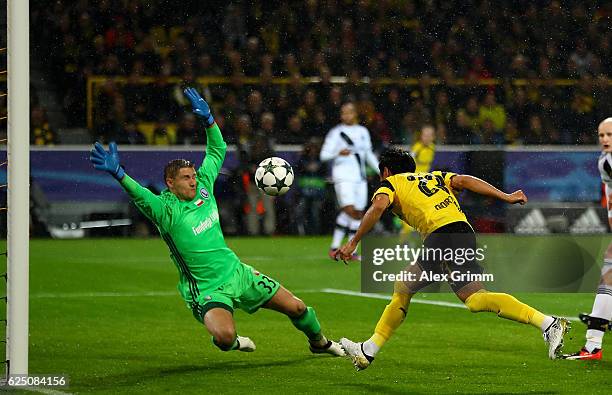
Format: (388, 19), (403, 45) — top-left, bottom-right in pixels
(254, 157), (294, 196)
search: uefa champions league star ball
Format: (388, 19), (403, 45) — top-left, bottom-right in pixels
(254, 157), (294, 196)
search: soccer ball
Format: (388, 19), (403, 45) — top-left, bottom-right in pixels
(254, 157), (294, 196)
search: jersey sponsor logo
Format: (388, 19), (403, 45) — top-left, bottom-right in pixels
(434, 195), (456, 211)
(192, 211), (220, 236)
(200, 187), (210, 199)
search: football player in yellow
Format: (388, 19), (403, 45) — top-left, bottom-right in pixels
(411, 124), (436, 173)
(335, 147), (570, 370)
(400, 125), (437, 237)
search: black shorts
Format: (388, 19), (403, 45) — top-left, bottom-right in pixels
(416, 221), (484, 292)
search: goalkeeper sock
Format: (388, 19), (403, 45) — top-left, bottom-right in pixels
(464, 290), (552, 331)
(362, 292), (412, 358)
(291, 306), (324, 345)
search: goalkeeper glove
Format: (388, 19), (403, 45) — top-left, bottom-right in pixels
(89, 141), (126, 180)
(184, 87), (215, 127)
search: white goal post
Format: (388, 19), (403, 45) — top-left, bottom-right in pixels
(6, 0), (30, 375)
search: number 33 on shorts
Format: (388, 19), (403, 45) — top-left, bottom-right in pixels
(254, 271), (277, 294)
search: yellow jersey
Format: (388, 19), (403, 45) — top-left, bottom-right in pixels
(411, 141), (435, 173)
(374, 170), (470, 237)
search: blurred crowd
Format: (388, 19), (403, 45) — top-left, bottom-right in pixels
(29, 0), (612, 146)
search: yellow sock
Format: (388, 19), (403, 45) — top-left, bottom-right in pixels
(464, 291), (544, 330)
(368, 292), (412, 348)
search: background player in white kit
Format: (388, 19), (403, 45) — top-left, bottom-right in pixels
(564, 117), (612, 360)
(320, 102), (379, 259)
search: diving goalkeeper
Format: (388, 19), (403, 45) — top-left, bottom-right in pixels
(89, 87), (344, 357)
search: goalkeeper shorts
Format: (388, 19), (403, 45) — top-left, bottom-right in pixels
(189, 262), (280, 322)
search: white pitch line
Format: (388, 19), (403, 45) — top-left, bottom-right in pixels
(20, 386), (72, 395)
(30, 291), (176, 299)
(320, 288), (580, 322)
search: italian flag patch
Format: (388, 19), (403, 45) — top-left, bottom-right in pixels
(194, 199), (204, 207)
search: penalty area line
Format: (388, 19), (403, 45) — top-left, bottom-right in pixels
(320, 288), (580, 322)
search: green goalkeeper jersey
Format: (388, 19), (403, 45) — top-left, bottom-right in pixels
(119, 123), (239, 304)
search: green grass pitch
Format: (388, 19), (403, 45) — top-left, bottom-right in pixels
(3, 236), (610, 394)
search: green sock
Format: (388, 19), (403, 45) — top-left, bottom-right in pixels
(212, 335), (239, 351)
(290, 306), (323, 342)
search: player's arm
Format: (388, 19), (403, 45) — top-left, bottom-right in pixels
(319, 130), (350, 161)
(336, 193), (390, 261)
(364, 129), (380, 172)
(89, 142), (171, 226)
(450, 174), (527, 205)
(605, 184), (612, 231)
(183, 87), (227, 186)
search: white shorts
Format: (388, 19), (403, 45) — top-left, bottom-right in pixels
(334, 180), (368, 211)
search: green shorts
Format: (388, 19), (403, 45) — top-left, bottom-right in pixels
(189, 263), (280, 322)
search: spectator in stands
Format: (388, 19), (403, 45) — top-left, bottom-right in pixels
(284, 114), (306, 144)
(297, 89), (321, 133)
(116, 119), (146, 145)
(31, 106), (57, 146)
(503, 118), (520, 145)
(176, 113), (200, 145)
(379, 87), (405, 143)
(569, 39), (597, 76)
(234, 114), (253, 146)
(478, 92), (507, 131)
(246, 90), (265, 130)
(480, 118), (505, 145)
(523, 114), (546, 145)
(451, 110), (477, 144)
(151, 119), (173, 145)
(508, 88), (537, 134)
(28, 0), (612, 146)
(433, 90), (454, 133)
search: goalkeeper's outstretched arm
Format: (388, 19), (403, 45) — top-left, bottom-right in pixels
(183, 87), (227, 186)
(451, 174), (527, 205)
(89, 141), (171, 227)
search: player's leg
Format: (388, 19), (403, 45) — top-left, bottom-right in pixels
(344, 181), (367, 260)
(457, 282), (569, 359)
(564, 255), (612, 360)
(263, 286), (344, 356)
(436, 223), (569, 358)
(329, 182), (356, 257)
(340, 265), (430, 370)
(202, 307), (255, 352)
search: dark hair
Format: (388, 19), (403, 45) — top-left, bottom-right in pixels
(164, 159), (195, 181)
(378, 147), (416, 175)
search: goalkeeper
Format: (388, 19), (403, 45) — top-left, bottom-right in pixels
(89, 87), (344, 357)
